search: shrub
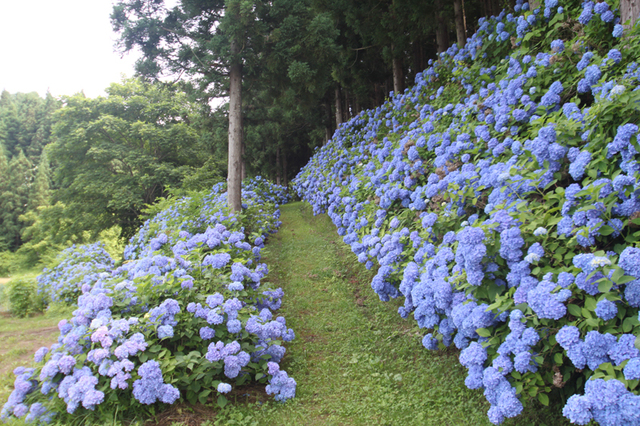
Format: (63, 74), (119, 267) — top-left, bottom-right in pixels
(1, 178), (295, 423)
(35, 242), (115, 306)
(0, 251), (29, 277)
(5, 277), (44, 318)
(294, 1), (640, 424)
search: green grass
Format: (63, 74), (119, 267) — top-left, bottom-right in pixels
(207, 202), (570, 426)
(0, 299), (74, 408)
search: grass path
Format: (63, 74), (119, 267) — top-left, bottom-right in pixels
(0, 203), (569, 426)
(214, 202), (567, 426)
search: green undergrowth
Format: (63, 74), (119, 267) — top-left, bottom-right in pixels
(210, 202), (570, 426)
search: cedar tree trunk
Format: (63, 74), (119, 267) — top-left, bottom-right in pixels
(227, 37), (243, 212)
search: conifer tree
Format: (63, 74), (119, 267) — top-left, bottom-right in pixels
(112, 0), (267, 211)
(0, 147), (7, 250)
(29, 148), (52, 211)
(0, 150), (34, 250)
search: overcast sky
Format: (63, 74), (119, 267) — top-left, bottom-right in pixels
(0, 0), (139, 98)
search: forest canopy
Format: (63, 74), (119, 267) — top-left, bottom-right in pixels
(1, 0), (562, 264)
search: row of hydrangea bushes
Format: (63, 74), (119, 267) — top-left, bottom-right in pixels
(1, 177), (295, 423)
(294, 1), (640, 424)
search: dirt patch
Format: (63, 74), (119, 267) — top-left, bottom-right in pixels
(0, 277), (10, 285)
(145, 384), (270, 426)
(146, 403), (217, 426)
(0, 326), (59, 375)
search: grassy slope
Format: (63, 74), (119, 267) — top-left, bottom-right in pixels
(212, 202), (569, 426)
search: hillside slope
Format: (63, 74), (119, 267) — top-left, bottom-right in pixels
(294, 1), (640, 424)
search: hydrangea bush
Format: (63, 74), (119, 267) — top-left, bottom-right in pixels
(1, 178), (296, 423)
(294, 1), (640, 424)
(36, 242), (115, 305)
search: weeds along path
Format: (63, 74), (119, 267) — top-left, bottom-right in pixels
(216, 202), (499, 426)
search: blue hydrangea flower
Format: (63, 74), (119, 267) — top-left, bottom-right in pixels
(595, 299), (617, 321)
(607, 49), (622, 64)
(217, 383), (232, 394)
(550, 39), (564, 53)
(613, 24), (624, 37)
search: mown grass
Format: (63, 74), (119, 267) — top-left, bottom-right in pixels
(208, 202), (570, 426)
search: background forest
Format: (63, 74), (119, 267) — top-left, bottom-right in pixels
(0, 0), (509, 271)
(4, 0), (640, 425)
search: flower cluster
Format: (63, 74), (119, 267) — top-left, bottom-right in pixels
(293, 1), (640, 424)
(2, 178), (295, 423)
(36, 242), (114, 304)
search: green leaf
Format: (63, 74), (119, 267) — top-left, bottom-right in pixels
(538, 393), (549, 406)
(625, 317), (638, 333)
(567, 304), (582, 317)
(612, 268), (625, 283)
(554, 352), (563, 365)
(586, 317), (600, 328)
(602, 362), (616, 377)
(598, 279), (614, 293)
(217, 395), (228, 409)
(617, 275), (636, 285)
(599, 225), (615, 236)
(584, 297), (597, 312)
(487, 300), (503, 311)
(476, 328), (492, 337)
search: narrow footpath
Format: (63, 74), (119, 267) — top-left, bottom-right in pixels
(215, 202), (498, 426)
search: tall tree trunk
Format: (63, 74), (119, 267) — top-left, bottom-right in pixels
(335, 86), (343, 128)
(412, 40), (426, 81)
(621, 0), (640, 27)
(392, 45), (404, 94)
(374, 83), (382, 107)
(462, 0), (468, 37)
(435, 0), (449, 54)
(344, 88), (351, 120)
(325, 100), (333, 145)
(228, 36), (243, 212)
(283, 153), (288, 186)
(276, 146), (281, 186)
(453, 0), (466, 48)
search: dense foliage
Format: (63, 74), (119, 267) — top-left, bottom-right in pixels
(1, 0), (513, 260)
(294, 1), (640, 424)
(48, 78), (212, 239)
(1, 178), (295, 423)
(0, 91), (60, 251)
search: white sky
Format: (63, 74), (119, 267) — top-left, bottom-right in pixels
(0, 0), (139, 98)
